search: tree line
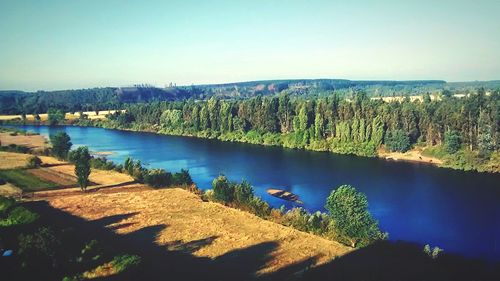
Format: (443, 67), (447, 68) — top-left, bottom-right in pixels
(97, 90), (499, 170)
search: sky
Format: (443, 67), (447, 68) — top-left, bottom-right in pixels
(0, 0), (499, 91)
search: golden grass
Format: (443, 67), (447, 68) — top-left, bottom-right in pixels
(0, 182), (22, 197)
(0, 152), (31, 169)
(0, 132), (48, 149)
(47, 188), (352, 274)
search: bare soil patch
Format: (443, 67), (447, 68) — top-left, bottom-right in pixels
(27, 167), (77, 186)
(378, 147), (443, 165)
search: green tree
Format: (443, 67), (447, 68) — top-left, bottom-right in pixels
(298, 105), (308, 132)
(325, 185), (383, 247)
(385, 129), (410, 152)
(314, 113), (325, 140)
(478, 109), (494, 155)
(444, 130), (461, 154)
(47, 109), (65, 126)
(70, 146), (91, 191)
(50, 132), (72, 159)
(212, 175), (234, 202)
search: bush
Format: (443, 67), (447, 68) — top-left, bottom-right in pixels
(0, 206), (39, 226)
(90, 157), (116, 170)
(143, 169), (172, 188)
(172, 169), (193, 186)
(212, 175), (234, 202)
(234, 180), (254, 203)
(26, 155), (42, 168)
(247, 196), (271, 218)
(18, 227), (61, 268)
(111, 254), (141, 273)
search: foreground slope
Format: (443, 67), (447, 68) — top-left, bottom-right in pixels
(47, 187), (351, 275)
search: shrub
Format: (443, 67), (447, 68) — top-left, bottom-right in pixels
(212, 175), (234, 202)
(247, 196), (271, 218)
(431, 246), (443, 259)
(90, 157), (116, 170)
(26, 155), (42, 168)
(111, 254), (141, 273)
(0, 206), (39, 226)
(234, 180), (254, 203)
(325, 185), (385, 247)
(0, 178), (6, 185)
(18, 227), (61, 268)
(143, 169), (172, 188)
(82, 254), (141, 279)
(172, 169), (193, 186)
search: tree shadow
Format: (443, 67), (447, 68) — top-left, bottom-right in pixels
(5, 201), (315, 281)
(300, 240), (500, 281)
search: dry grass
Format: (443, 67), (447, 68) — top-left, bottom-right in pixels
(0, 152), (31, 169)
(0, 132), (48, 149)
(0, 152), (64, 170)
(47, 188), (352, 274)
(0, 182), (22, 197)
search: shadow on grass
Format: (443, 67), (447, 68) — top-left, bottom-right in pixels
(2, 201), (499, 281)
(301, 240), (500, 281)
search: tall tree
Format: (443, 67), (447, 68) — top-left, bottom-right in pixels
(69, 146), (91, 191)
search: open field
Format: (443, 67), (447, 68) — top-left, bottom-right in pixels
(47, 187), (352, 274)
(0, 132), (48, 149)
(0, 169), (58, 191)
(0, 151), (64, 169)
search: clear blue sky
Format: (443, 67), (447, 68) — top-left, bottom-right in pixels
(1, 0), (499, 91)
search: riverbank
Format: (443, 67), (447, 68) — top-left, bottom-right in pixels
(2, 118), (499, 173)
(80, 121), (499, 173)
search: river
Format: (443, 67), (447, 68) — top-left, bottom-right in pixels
(10, 125), (500, 261)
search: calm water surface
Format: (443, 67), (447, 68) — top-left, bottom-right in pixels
(12, 125), (500, 261)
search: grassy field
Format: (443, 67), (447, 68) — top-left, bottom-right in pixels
(0, 169), (58, 191)
(48, 188), (352, 275)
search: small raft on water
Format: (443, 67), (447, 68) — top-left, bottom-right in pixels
(266, 189), (303, 204)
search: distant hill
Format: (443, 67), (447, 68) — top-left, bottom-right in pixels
(1, 79), (499, 114)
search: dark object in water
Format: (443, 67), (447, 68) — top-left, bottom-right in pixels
(267, 189), (303, 203)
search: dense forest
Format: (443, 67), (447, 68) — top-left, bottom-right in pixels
(3, 79), (499, 115)
(74, 89), (500, 173)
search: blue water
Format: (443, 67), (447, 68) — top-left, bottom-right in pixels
(10, 125), (500, 261)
